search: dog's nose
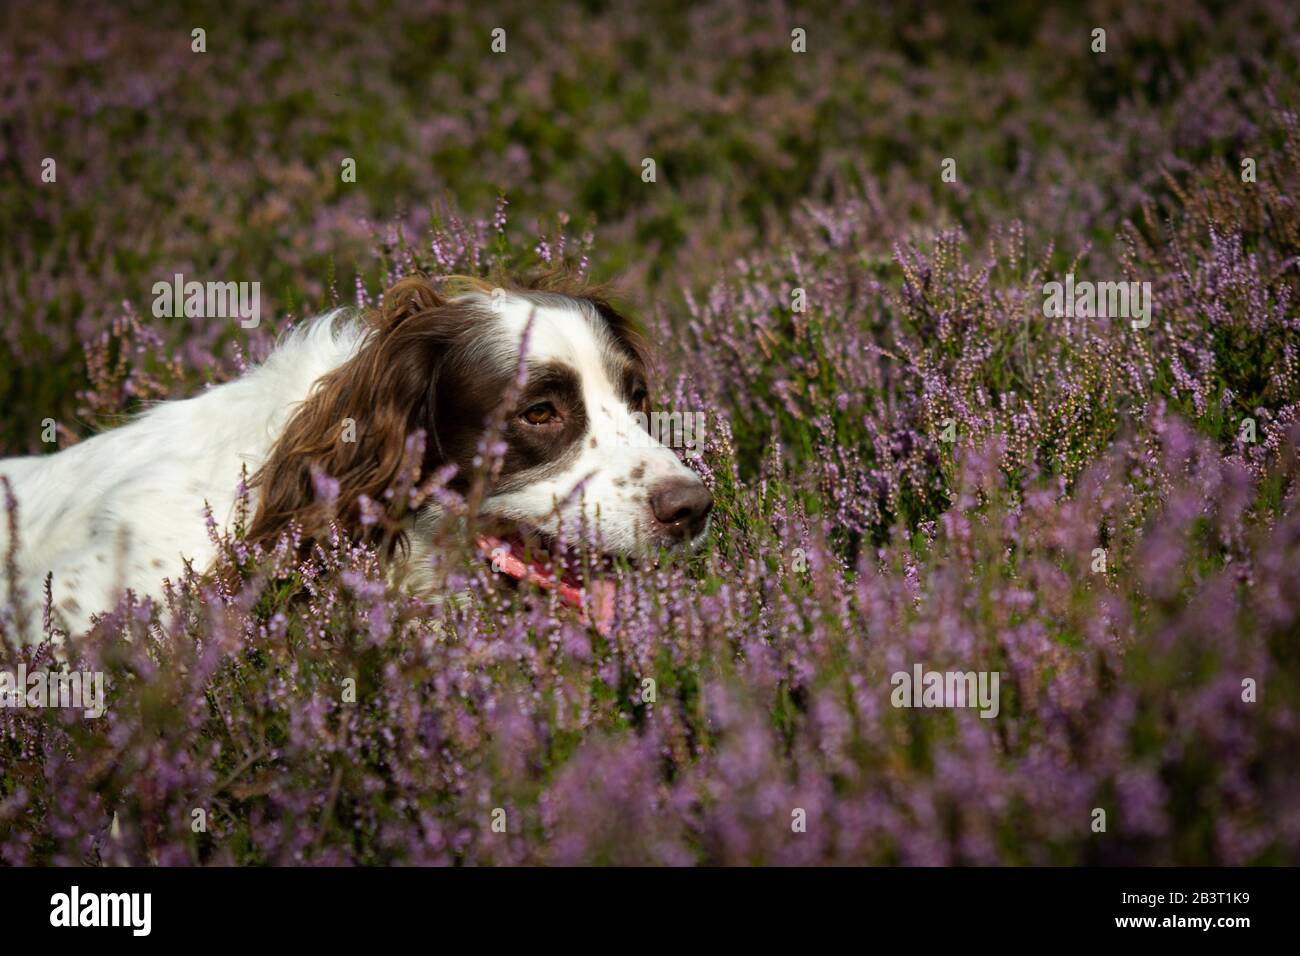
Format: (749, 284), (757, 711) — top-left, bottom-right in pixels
(649, 477), (713, 541)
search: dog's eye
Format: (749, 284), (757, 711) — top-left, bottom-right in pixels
(521, 402), (558, 425)
(630, 386), (649, 409)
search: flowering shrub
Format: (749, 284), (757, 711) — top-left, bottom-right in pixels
(3, 0), (1300, 864)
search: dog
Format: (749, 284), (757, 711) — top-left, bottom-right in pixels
(0, 273), (712, 643)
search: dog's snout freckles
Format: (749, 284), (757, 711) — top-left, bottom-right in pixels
(648, 475), (713, 541)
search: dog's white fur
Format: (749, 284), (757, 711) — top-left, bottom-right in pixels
(0, 290), (705, 643)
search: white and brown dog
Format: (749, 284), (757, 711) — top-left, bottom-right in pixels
(0, 274), (712, 642)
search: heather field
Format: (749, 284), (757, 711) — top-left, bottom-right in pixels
(3, 0), (1300, 866)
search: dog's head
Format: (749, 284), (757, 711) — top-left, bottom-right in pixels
(247, 273), (711, 578)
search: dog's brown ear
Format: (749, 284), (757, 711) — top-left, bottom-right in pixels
(245, 276), (462, 555)
(380, 275), (446, 331)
